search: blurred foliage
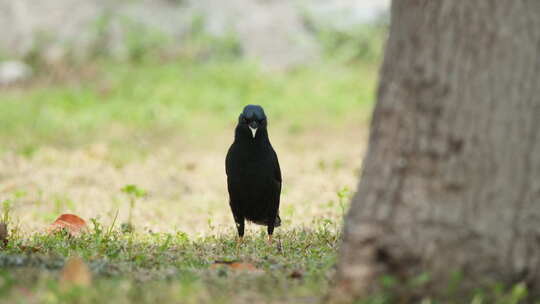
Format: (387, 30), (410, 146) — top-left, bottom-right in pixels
(21, 13), (244, 69)
(18, 14), (242, 69)
(121, 18), (173, 63)
(317, 23), (387, 63)
(302, 11), (389, 64)
(180, 15), (242, 61)
(15, 10), (387, 70)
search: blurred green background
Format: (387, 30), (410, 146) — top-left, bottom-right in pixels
(0, 1), (387, 157)
(1, 60), (378, 155)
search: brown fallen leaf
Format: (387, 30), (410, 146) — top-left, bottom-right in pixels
(210, 261), (260, 272)
(229, 262), (258, 271)
(18, 245), (41, 253)
(48, 214), (88, 236)
(289, 270), (303, 279)
(60, 256), (92, 288)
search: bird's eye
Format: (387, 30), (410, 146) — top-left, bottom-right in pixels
(241, 117), (248, 124)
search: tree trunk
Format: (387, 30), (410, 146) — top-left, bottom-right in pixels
(331, 0), (540, 301)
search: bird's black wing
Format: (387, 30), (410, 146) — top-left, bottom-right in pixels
(225, 144), (234, 178)
(270, 148), (282, 227)
(272, 148), (281, 184)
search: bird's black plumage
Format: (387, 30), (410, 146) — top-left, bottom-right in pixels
(225, 105), (281, 241)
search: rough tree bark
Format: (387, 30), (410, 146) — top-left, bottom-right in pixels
(330, 1), (540, 301)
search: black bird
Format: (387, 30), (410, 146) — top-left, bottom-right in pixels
(226, 105), (282, 244)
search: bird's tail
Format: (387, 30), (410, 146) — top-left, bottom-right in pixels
(248, 215), (282, 227)
(274, 215), (281, 227)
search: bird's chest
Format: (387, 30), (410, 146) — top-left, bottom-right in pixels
(226, 141), (276, 188)
(232, 155), (274, 180)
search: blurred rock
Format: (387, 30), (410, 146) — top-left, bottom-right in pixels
(0, 61), (32, 85)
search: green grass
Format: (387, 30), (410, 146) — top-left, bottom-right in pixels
(0, 60), (377, 154)
(0, 223), (339, 303)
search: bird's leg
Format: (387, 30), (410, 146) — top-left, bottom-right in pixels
(267, 224), (274, 245)
(235, 217), (245, 245)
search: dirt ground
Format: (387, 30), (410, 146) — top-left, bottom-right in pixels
(0, 126), (367, 237)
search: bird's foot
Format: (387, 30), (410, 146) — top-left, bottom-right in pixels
(267, 235), (273, 245)
(236, 236), (244, 245)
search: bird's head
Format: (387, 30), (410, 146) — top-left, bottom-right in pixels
(237, 105), (267, 139)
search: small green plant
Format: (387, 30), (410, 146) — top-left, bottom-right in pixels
(507, 282), (528, 304)
(121, 184), (147, 231)
(469, 281), (529, 304)
(106, 209), (119, 237)
(337, 186), (350, 217)
(1, 200), (12, 224)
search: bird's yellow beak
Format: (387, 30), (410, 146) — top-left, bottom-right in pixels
(249, 126), (257, 138)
